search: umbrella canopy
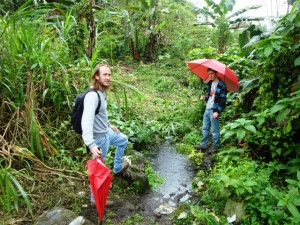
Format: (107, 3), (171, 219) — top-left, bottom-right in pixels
(87, 158), (112, 222)
(187, 58), (240, 92)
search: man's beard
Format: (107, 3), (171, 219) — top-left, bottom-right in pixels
(98, 80), (110, 90)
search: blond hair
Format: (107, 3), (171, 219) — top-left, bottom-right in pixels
(91, 64), (112, 90)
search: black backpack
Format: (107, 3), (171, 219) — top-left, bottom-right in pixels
(71, 88), (101, 134)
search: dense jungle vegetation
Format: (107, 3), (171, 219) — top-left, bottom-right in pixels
(0, 0), (299, 224)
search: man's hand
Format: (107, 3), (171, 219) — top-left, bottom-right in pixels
(212, 112), (219, 119)
(110, 125), (120, 133)
(200, 95), (206, 101)
(90, 146), (102, 158)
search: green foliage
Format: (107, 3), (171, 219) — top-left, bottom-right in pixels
(221, 117), (260, 145)
(193, 0), (263, 53)
(173, 204), (223, 225)
(182, 130), (201, 145)
(0, 164), (33, 217)
(239, 24), (263, 56)
(270, 90), (300, 134)
(144, 166), (164, 190)
(267, 184), (300, 223)
(188, 150), (205, 169)
(175, 143), (194, 155)
(205, 156), (269, 199)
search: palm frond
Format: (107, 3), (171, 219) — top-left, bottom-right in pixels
(228, 5), (262, 19)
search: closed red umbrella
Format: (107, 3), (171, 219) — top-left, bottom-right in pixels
(87, 158), (112, 223)
(187, 59), (240, 92)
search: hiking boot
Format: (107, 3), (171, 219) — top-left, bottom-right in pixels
(194, 145), (208, 152)
(207, 145), (218, 155)
(114, 161), (129, 176)
(105, 199), (114, 207)
(91, 199), (114, 207)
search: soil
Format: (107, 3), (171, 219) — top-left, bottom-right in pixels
(80, 142), (197, 225)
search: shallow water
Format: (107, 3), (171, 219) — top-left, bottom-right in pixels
(148, 141), (195, 198)
(139, 141), (195, 217)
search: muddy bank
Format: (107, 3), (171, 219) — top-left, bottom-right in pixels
(81, 141), (196, 224)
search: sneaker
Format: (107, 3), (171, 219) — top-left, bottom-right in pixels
(194, 145), (207, 152)
(207, 145), (218, 154)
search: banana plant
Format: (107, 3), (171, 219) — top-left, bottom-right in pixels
(109, 0), (165, 61)
(192, 0), (263, 53)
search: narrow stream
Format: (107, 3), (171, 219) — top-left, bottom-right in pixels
(138, 141), (196, 218)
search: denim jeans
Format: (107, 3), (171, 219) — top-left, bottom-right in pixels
(94, 127), (128, 173)
(91, 127), (128, 202)
(200, 108), (220, 148)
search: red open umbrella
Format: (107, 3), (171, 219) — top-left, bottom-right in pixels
(87, 158), (112, 223)
(187, 58), (240, 92)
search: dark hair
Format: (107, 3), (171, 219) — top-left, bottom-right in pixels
(207, 68), (217, 74)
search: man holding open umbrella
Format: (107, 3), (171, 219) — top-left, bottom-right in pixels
(194, 68), (227, 154)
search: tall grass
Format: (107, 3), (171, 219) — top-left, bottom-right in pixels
(0, 1), (144, 217)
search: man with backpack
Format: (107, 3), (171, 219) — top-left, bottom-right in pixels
(80, 64), (129, 204)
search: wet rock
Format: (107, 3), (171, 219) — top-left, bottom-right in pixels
(36, 207), (93, 225)
(177, 212), (188, 219)
(224, 199), (246, 222)
(118, 150), (150, 193)
(169, 192), (176, 197)
(154, 203), (175, 215)
(179, 193), (189, 202)
(181, 183), (187, 188)
(201, 156), (214, 169)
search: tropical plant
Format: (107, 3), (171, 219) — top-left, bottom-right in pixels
(270, 90), (300, 134)
(221, 117), (260, 147)
(109, 0), (165, 61)
(192, 0), (263, 53)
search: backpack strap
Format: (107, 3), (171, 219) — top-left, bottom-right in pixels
(88, 88), (101, 115)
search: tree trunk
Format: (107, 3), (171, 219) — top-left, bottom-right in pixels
(145, 0), (159, 61)
(87, 0), (96, 58)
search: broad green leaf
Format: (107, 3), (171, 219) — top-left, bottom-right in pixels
(244, 125), (257, 134)
(287, 204), (300, 220)
(288, 188), (298, 196)
(220, 175), (230, 187)
(271, 41), (281, 51)
(266, 187), (282, 199)
(276, 108), (291, 124)
(229, 122), (240, 129)
(294, 199), (300, 206)
(237, 129), (246, 141)
(277, 200), (286, 207)
(229, 178), (243, 187)
(244, 186), (253, 193)
(283, 122), (292, 134)
(271, 104), (286, 113)
(245, 180), (258, 186)
(264, 45), (273, 57)
(294, 56), (300, 66)
(223, 130), (235, 140)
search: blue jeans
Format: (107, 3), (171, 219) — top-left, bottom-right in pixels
(95, 127), (128, 173)
(91, 127), (128, 202)
(200, 108), (220, 148)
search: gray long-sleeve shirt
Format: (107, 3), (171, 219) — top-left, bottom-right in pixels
(82, 90), (109, 149)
